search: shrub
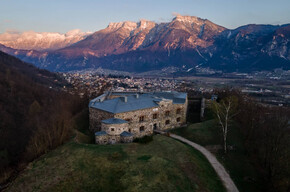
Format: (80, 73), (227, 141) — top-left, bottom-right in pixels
(133, 135), (153, 144)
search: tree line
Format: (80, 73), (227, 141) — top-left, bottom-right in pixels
(212, 89), (289, 192)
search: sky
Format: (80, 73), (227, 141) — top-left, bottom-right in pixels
(0, 0), (289, 34)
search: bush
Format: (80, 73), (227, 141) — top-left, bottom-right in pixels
(133, 135), (153, 144)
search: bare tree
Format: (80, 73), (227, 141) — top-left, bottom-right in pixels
(211, 96), (239, 153)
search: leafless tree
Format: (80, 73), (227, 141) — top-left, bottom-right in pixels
(211, 96), (239, 153)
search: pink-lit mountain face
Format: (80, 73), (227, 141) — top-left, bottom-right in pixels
(58, 15), (225, 58)
(0, 15), (289, 73)
(0, 29), (92, 51)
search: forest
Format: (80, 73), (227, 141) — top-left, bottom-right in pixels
(214, 89), (290, 192)
(0, 51), (87, 187)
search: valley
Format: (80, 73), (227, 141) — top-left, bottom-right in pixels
(0, 4), (289, 191)
(63, 69), (290, 107)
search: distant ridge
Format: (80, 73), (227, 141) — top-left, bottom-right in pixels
(0, 15), (289, 73)
(0, 29), (92, 51)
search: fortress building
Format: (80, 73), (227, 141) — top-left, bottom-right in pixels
(89, 91), (188, 144)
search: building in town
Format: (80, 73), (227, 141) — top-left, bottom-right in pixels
(89, 91), (188, 144)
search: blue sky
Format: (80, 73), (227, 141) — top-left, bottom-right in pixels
(0, 0), (289, 33)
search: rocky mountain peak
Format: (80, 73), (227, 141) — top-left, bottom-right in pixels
(0, 16), (288, 73)
(173, 15), (205, 24)
(137, 19), (156, 29)
(107, 21), (137, 31)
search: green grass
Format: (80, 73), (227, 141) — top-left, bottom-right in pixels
(172, 120), (222, 146)
(7, 135), (225, 192)
(171, 120), (264, 192)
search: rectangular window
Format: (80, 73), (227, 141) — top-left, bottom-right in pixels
(165, 111), (170, 116)
(165, 120), (170, 125)
(111, 128), (115, 132)
(139, 116), (145, 122)
(176, 109), (181, 114)
(140, 126), (145, 132)
(176, 117), (181, 122)
(153, 113), (158, 119)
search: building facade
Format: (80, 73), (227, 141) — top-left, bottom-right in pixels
(89, 91), (188, 144)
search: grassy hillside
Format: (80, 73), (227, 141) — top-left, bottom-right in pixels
(6, 135), (225, 192)
(171, 120), (263, 192)
(0, 51), (84, 185)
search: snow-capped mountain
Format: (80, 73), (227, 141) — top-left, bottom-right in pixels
(0, 15), (289, 73)
(0, 29), (92, 51)
(58, 15), (225, 58)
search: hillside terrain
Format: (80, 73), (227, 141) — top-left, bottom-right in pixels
(5, 135), (225, 192)
(0, 15), (289, 73)
(172, 120), (263, 192)
(0, 51), (84, 187)
(172, 90), (290, 192)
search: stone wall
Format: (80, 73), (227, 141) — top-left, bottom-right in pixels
(121, 136), (133, 143)
(89, 108), (114, 132)
(96, 134), (133, 144)
(95, 135), (108, 144)
(102, 122), (129, 135)
(95, 135), (121, 144)
(114, 98), (187, 138)
(91, 94), (188, 144)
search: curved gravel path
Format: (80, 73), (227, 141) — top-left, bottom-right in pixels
(154, 130), (239, 192)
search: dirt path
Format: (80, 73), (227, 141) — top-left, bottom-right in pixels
(154, 130), (239, 192)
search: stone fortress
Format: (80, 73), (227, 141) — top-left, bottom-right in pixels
(89, 91), (188, 144)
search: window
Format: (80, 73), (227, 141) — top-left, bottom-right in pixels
(140, 126), (145, 132)
(153, 113), (158, 119)
(176, 108), (181, 114)
(176, 117), (181, 122)
(125, 118), (131, 122)
(129, 128), (131, 133)
(139, 116), (145, 122)
(165, 111), (170, 116)
(165, 120), (170, 125)
(111, 128), (115, 132)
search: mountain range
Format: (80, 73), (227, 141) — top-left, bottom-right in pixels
(0, 15), (289, 73)
(0, 29), (92, 51)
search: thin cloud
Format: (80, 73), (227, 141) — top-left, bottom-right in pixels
(3, 20), (12, 23)
(172, 12), (181, 17)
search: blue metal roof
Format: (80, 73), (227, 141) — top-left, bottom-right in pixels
(89, 91), (187, 114)
(95, 131), (107, 136)
(153, 91), (187, 104)
(120, 131), (133, 137)
(102, 118), (128, 124)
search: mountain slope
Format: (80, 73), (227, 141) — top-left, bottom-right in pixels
(0, 51), (81, 186)
(0, 29), (92, 51)
(58, 16), (225, 58)
(0, 16), (289, 73)
(206, 24), (290, 72)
